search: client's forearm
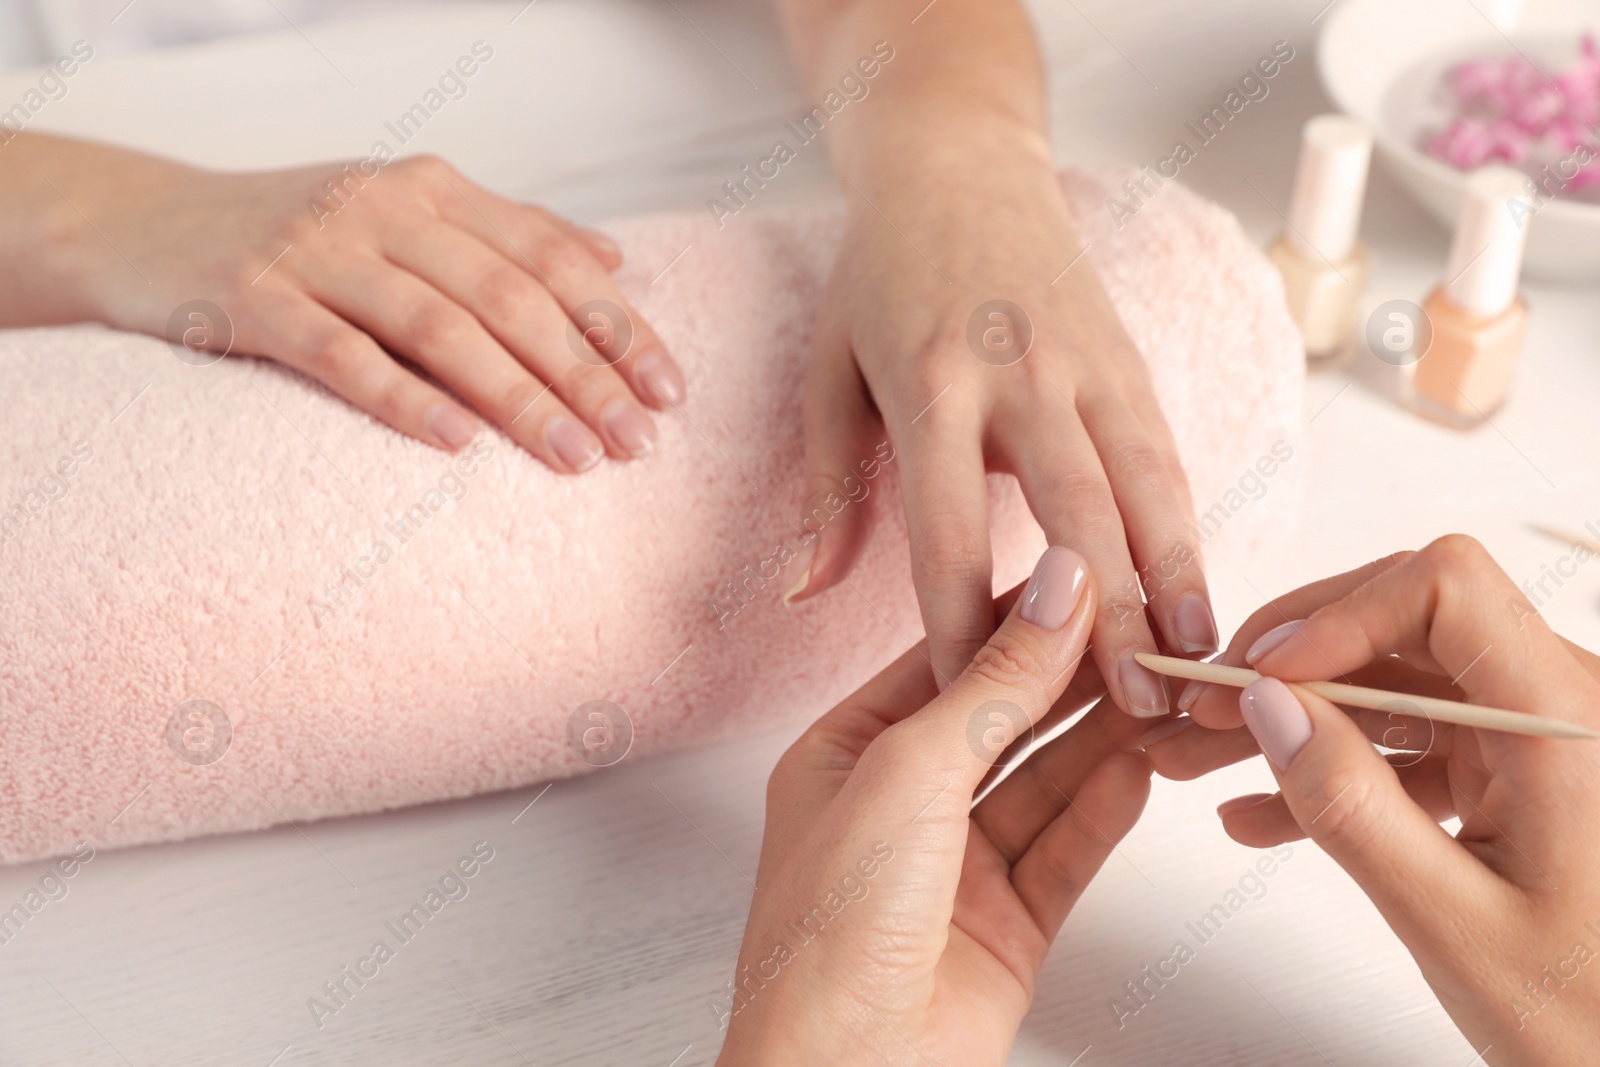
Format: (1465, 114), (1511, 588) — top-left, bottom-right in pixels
(774, 0), (1056, 192)
(0, 132), (179, 327)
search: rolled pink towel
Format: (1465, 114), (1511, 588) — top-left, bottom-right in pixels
(0, 169), (1302, 863)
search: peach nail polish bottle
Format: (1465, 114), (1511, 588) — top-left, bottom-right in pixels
(1268, 115), (1373, 364)
(1406, 166), (1531, 428)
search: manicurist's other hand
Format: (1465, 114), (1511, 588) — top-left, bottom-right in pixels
(0, 134), (684, 472)
(1144, 537), (1600, 1065)
(716, 546), (1153, 1066)
(779, 0), (1212, 716)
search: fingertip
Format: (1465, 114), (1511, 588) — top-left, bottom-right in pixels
(545, 414), (606, 473)
(633, 347), (685, 410)
(1239, 677), (1314, 772)
(597, 397), (657, 459)
(1117, 747), (1157, 787)
(1172, 593), (1220, 655)
(781, 537), (818, 606)
(788, 490), (874, 605)
(1117, 652), (1172, 719)
(1134, 714), (1194, 751)
(1018, 545), (1090, 630)
(1245, 618), (1308, 666)
(1217, 792), (1276, 816)
(425, 400), (478, 452)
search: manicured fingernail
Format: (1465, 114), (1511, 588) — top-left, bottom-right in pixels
(1019, 545), (1089, 629)
(426, 402), (477, 450)
(1136, 716), (1193, 749)
(1217, 792), (1276, 815)
(1119, 653), (1170, 718)
(1246, 619), (1306, 664)
(1174, 594), (1219, 654)
(634, 348), (685, 408)
(782, 537), (817, 606)
(1240, 677), (1312, 771)
(548, 416), (604, 472)
(584, 227), (621, 260)
(600, 399), (656, 458)
(1177, 680), (1206, 712)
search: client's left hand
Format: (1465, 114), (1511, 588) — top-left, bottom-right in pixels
(715, 546), (1153, 1066)
(789, 134), (1212, 717)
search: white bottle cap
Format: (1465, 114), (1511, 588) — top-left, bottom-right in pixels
(1444, 166), (1530, 317)
(1286, 115), (1373, 262)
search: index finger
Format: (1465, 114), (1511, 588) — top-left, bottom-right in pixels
(1250, 535), (1600, 730)
(875, 545), (1097, 801)
(434, 177), (686, 409)
(1184, 551), (1414, 730)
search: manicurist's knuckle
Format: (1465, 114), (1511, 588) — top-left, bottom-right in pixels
(1302, 774), (1384, 851)
(1421, 534), (1491, 579)
(965, 630), (1046, 692)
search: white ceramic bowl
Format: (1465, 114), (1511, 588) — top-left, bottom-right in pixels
(1319, 0), (1600, 282)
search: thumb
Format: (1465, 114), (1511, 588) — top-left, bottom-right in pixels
(1238, 678), (1495, 936)
(891, 545), (1095, 798)
(787, 324), (881, 605)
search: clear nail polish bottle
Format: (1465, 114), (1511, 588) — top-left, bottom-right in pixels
(1268, 115), (1373, 364)
(1405, 166), (1531, 428)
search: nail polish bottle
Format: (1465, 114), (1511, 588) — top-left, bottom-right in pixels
(1268, 115), (1373, 364)
(1406, 166), (1531, 428)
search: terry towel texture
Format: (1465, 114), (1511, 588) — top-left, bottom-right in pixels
(0, 170), (1304, 863)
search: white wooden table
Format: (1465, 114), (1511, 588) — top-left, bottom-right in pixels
(3, 1), (1598, 1063)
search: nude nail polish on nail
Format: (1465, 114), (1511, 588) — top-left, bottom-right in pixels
(782, 538), (818, 606)
(1239, 677), (1313, 771)
(426, 402), (476, 450)
(1119, 654), (1170, 718)
(1136, 716), (1193, 749)
(1019, 546), (1089, 629)
(1246, 619), (1306, 664)
(1174, 594), (1219, 653)
(635, 348), (685, 408)
(1177, 680), (1206, 713)
(548, 416), (604, 472)
(601, 400), (656, 458)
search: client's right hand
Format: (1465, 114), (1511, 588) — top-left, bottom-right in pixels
(3, 134), (684, 472)
(1147, 537), (1600, 1065)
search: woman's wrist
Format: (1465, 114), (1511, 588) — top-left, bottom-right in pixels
(0, 134), (173, 326)
(840, 102), (1056, 200)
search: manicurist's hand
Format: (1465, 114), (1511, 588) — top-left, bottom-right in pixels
(0, 133), (684, 472)
(1143, 537), (1600, 1065)
(779, 0), (1212, 714)
(716, 546), (1153, 1066)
